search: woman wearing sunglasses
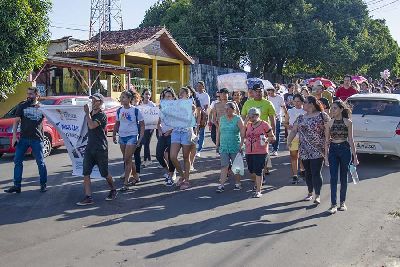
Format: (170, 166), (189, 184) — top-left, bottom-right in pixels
(288, 96), (330, 204)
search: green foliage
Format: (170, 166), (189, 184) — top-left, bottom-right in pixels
(0, 0), (51, 97)
(141, 0), (400, 80)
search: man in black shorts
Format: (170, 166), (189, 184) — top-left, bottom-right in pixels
(76, 93), (117, 205)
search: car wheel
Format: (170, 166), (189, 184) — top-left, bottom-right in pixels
(43, 135), (52, 158)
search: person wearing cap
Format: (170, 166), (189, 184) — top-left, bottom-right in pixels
(244, 107), (275, 198)
(335, 75), (358, 101)
(266, 86), (287, 156)
(241, 83), (276, 134)
(76, 93), (117, 205)
(312, 80), (333, 105)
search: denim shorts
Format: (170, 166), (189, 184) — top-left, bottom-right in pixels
(171, 130), (192, 146)
(119, 135), (138, 145)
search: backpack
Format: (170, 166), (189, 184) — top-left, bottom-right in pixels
(116, 106), (141, 137)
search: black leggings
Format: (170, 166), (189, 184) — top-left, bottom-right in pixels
(302, 158), (324, 195)
(156, 135), (175, 173)
(134, 144), (142, 174)
(211, 124), (217, 145)
(143, 129), (154, 161)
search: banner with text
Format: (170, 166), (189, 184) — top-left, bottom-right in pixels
(40, 105), (102, 178)
(136, 106), (160, 130)
(160, 99), (196, 129)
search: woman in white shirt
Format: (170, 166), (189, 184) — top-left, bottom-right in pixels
(285, 93), (306, 184)
(140, 89), (157, 167)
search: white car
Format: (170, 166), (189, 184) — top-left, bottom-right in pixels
(347, 93), (400, 158)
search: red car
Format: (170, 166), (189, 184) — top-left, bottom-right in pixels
(0, 95), (119, 158)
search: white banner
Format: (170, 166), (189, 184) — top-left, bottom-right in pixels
(40, 105), (102, 178)
(160, 99), (195, 129)
(217, 73), (248, 92)
(136, 106), (160, 130)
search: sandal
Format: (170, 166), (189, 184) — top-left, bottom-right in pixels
(176, 178), (184, 187)
(119, 185), (131, 192)
(180, 181), (191, 190)
(127, 178), (140, 186)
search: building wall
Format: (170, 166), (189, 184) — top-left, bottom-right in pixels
(189, 64), (243, 97)
(0, 82), (33, 117)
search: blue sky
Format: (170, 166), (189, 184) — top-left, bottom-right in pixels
(49, 0), (400, 43)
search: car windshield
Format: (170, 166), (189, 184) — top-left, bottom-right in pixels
(348, 99), (400, 117)
(39, 99), (57, 105)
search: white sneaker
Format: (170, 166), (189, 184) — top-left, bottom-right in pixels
(328, 205), (337, 214)
(195, 152), (201, 158)
(253, 192), (262, 198)
(338, 202), (347, 211)
(190, 165), (196, 172)
(171, 172), (177, 181)
(270, 151), (278, 156)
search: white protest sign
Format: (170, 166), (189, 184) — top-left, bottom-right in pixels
(136, 105), (160, 130)
(40, 105), (102, 178)
(217, 73), (248, 92)
(160, 99), (195, 129)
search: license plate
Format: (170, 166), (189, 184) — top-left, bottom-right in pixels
(356, 142), (378, 151)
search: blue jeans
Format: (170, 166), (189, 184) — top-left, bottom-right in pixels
(13, 138), (47, 188)
(272, 119), (281, 151)
(197, 127), (206, 152)
(329, 142), (351, 205)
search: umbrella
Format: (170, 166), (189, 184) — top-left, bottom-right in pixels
(247, 78), (274, 91)
(307, 77), (336, 88)
(352, 75), (367, 84)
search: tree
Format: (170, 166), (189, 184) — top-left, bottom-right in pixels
(141, 0), (400, 80)
(0, 0), (51, 98)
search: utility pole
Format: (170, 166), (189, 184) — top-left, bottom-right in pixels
(89, 0), (123, 39)
(217, 29), (221, 67)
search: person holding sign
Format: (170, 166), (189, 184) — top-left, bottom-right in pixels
(113, 91), (145, 192)
(76, 93), (117, 205)
(157, 88), (177, 186)
(169, 87), (197, 190)
(4, 87), (48, 194)
(140, 89), (157, 167)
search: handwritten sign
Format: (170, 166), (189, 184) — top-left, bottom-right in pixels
(136, 106), (160, 130)
(217, 73), (248, 92)
(160, 99), (195, 129)
(40, 105), (102, 178)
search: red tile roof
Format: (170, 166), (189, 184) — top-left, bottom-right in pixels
(64, 26), (164, 54)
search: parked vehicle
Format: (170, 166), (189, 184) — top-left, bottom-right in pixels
(347, 93), (400, 158)
(0, 96), (119, 158)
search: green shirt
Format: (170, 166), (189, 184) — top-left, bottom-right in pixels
(219, 115), (241, 153)
(241, 98), (276, 122)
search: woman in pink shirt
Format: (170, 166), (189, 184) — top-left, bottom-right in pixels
(245, 108), (276, 198)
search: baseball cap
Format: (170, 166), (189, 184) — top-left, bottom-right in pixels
(89, 93), (104, 102)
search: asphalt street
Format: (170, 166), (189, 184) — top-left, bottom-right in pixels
(0, 133), (399, 267)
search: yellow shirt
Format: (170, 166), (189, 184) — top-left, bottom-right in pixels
(241, 98), (276, 122)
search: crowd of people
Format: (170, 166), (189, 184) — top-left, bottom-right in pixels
(4, 74), (400, 213)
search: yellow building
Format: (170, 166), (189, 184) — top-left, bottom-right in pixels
(61, 26), (194, 100)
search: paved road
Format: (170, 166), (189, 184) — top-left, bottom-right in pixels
(0, 134), (399, 267)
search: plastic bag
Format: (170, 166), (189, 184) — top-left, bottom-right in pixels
(265, 153), (272, 168)
(232, 153), (245, 176)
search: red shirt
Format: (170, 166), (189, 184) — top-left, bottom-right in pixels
(335, 86), (358, 101)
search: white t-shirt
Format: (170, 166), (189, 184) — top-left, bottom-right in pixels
(196, 92), (210, 109)
(210, 100), (219, 110)
(288, 107), (306, 126)
(141, 101), (156, 107)
(268, 95), (285, 120)
(116, 106), (144, 137)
